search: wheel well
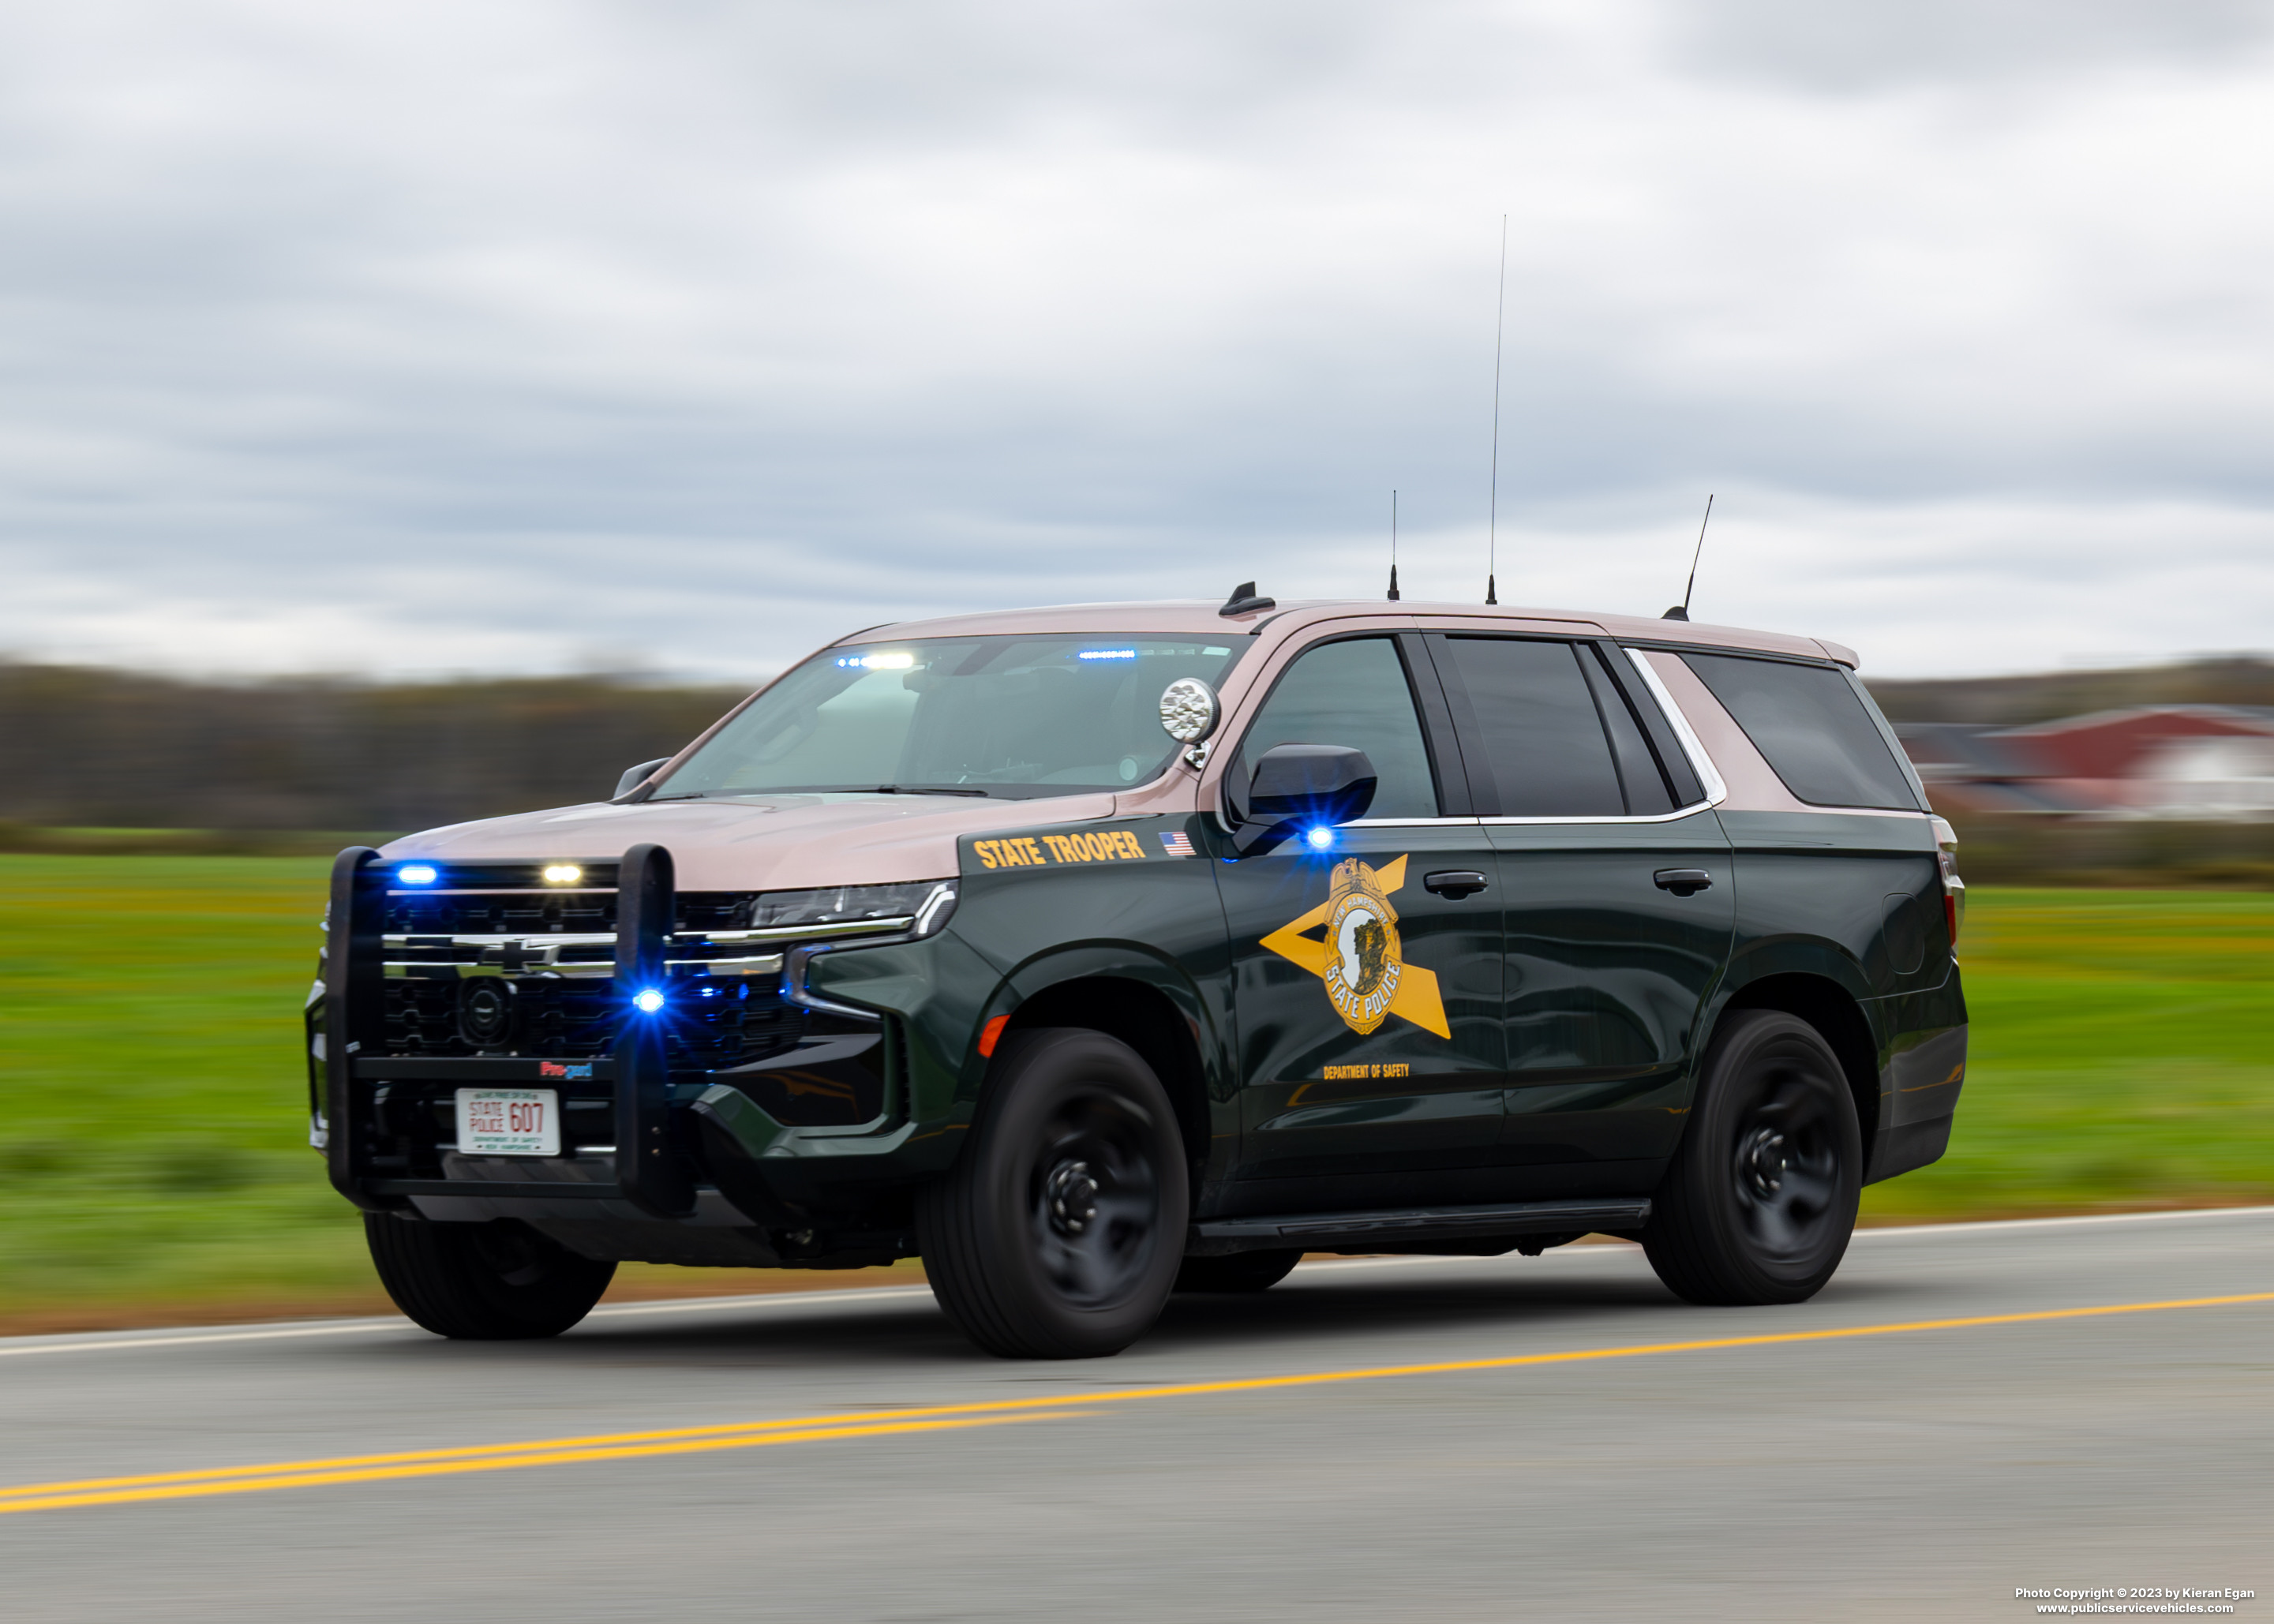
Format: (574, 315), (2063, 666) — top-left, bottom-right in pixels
(1002, 977), (1211, 1177)
(1720, 974), (1879, 1154)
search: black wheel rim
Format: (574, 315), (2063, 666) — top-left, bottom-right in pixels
(1728, 1054), (1844, 1264)
(1025, 1088), (1162, 1310)
(470, 1221), (551, 1288)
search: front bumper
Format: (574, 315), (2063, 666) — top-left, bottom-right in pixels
(316, 844), (939, 1263)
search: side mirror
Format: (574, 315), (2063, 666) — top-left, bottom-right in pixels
(613, 758), (671, 802)
(1231, 744), (1377, 855)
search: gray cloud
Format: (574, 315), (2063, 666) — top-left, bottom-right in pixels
(2, 0), (2270, 680)
(1677, 0), (2274, 91)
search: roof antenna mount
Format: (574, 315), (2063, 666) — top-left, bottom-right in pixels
(1485, 212), (1507, 607)
(1219, 580), (1276, 618)
(1663, 493), (1714, 622)
(1387, 490), (1400, 601)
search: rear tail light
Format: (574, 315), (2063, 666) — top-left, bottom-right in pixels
(1931, 815), (1964, 947)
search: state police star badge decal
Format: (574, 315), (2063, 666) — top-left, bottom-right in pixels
(1258, 855), (1451, 1039)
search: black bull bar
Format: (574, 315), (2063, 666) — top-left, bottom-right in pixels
(322, 842), (808, 1222)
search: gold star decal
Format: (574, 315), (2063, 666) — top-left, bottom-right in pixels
(1258, 854), (1449, 1039)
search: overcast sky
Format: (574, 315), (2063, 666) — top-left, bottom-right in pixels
(5, 0), (2273, 682)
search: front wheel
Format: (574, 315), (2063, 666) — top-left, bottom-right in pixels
(365, 1214), (616, 1338)
(918, 1028), (1189, 1358)
(1643, 1010), (1861, 1306)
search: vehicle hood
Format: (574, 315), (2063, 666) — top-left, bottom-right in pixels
(378, 792), (1128, 892)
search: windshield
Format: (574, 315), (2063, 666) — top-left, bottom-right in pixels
(655, 634), (1248, 800)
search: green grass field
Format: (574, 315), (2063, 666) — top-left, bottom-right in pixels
(1858, 887), (2274, 1221)
(0, 857), (2267, 1328)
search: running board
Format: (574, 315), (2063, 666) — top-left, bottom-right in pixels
(1187, 1197), (1650, 1256)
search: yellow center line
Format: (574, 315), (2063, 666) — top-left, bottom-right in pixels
(0, 1413), (1082, 1515)
(3, 1290), (2267, 1515)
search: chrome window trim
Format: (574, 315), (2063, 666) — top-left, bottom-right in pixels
(1343, 816), (1485, 829)
(1622, 646), (1729, 808)
(1476, 805), (1724, 828)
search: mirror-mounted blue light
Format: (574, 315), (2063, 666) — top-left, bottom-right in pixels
(1303, 826), (1336, 851)
(397, 864), (439, 886)
(632, 988), (666, 1014)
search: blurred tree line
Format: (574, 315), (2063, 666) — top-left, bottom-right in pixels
(1868, 655), (2274, 726)
(3, 656), (2269, 881)
(0, 662), (750, 836)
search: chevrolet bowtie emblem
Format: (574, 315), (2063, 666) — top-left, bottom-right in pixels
(1260, 855), (1449, 1039)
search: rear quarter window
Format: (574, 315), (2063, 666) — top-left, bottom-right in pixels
(1679, 653), (1920, 811)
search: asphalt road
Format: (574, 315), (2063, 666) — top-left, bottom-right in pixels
(2, 1210), (2268, 1624)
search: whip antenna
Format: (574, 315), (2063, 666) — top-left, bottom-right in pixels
(1664, 493), (1714, 622)
(1387, 489), (1400, 601)
(1485, 214), (1507, 605)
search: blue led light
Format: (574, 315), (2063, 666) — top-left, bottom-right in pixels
(632, 988), (665, 1014)
(397, 864), (439, 886)
(1304, 826), (1336, 851)
(1075, 649), (1137, 660)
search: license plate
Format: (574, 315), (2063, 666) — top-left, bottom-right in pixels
(455, 1088), (560, 1157)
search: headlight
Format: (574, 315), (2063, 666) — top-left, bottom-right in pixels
(746, 881), (957, 939)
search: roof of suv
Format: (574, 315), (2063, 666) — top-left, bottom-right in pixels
(837, 598), (1860, 668)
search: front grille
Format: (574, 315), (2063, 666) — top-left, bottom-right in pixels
(344, 865), (923, 1144)
(377, 882), (815, 1072)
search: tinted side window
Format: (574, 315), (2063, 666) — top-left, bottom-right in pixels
(1579, 646), (1676, 816)
(1238, 638), (1439, 819)
(1437, 637), (1624, 817)
(1680, 653), (1920, 810)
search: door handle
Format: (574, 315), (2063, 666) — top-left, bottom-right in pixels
(1654, 869), (1713, 896)
(1422, 870), (1489, 899)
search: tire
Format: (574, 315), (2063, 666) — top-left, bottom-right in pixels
(365, 1213), (616, 1339)
(918, 1028), (1189, 1359)
(1174, 1250), (1302, 1293)
(1643, 1010), (1862, 1307)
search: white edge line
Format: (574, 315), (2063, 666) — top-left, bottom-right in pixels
(0, 1285), (938, 1359)
(0, 1321), (414, 1359)
(586, 1285), (936, 1319)
(1853, 1204), (2274, 1238)
(2, 1207), (2266, 1358)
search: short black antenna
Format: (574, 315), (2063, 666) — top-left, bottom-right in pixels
(1664, 493), (1714, 621)
(1485, 213), (1507, 605)
(1387, 489), (1400, 601)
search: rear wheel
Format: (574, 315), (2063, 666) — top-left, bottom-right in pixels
(1643, 1010), (1860, 1306)
(1174, 1250), (1302, 1293)
(918, 1028), (1188, 1359)
(365, 1214), (616, 1339)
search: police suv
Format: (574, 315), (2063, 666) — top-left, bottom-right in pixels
(310, 587), (1967, 1358)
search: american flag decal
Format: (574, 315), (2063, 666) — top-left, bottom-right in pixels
(1158, 830), (1196, 857)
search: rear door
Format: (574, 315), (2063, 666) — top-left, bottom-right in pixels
(1210, 631), (1508, 1210)
(1427, 634), (1736, 1194)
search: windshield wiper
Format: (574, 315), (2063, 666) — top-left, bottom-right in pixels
(871, 785), (989, 797)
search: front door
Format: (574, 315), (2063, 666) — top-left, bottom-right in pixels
(1425, 633), (1736, 1195)
(1210, 633), (1508, 1212)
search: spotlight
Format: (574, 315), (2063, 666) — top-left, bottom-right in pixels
(1303, 827), (1336, 851)
(541, 864), (583, 885)
(632, 988), (666, 1014)
(397, 864), (439, 886)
